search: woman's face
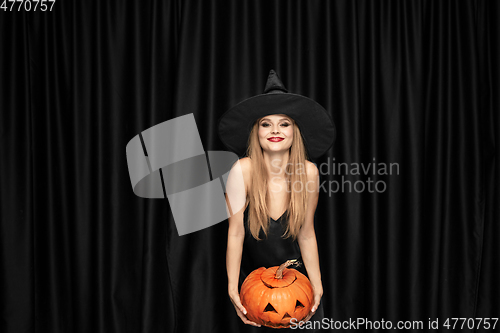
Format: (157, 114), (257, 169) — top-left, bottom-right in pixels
(257, 114), (294, 154)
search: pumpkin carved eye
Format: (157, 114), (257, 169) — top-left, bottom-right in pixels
(264, 303), (278, 313)
(295, 300), (305, 311)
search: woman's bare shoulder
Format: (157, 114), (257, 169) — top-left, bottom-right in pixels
(238, 157), (252, 169)
(305, 160), (319, 180)
(238, 157), (253, 184)
(228, 157), (252, 193)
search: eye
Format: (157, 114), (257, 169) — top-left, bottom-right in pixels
(295, 300), (305, 311)
(264, 303), (278, 313)
(261, 122), (290, 127)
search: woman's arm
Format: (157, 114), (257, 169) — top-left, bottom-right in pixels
(225, 158), (261, 327)
(225, 158), (246, 294)
(226, 211), (245, 295)
(297, 161), (323, 314)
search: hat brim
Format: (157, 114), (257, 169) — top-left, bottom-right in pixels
(218, 93), (336, 159)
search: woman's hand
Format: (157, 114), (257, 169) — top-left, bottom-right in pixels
(228, 287), (261, 327)
(299, 285), (323, 327)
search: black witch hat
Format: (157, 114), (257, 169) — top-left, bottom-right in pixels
(217, 70), (336, 159)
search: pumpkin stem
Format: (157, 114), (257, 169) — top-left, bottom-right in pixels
(275, 259), (300, 279)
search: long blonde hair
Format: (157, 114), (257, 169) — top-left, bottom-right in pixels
(245, 116), (309, 241)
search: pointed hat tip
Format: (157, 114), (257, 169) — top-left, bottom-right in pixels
(264, 69), (288, 94)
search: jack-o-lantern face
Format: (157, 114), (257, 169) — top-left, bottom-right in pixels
(240, 260), (314, 328)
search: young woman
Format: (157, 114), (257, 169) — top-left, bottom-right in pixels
(218, 70), (336, 332)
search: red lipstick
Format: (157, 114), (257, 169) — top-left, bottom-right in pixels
(267, 137), (284, 142)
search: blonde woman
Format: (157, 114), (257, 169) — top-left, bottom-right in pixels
(218, 70), (336, 332)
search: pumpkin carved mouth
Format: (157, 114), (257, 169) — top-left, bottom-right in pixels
(263, 301), (305, 320)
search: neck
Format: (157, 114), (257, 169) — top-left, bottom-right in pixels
(263, 150), (290, 179)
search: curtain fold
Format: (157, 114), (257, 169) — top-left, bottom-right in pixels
(1, 1), (498, 332)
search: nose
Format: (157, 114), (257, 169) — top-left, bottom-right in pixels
(271, 125), (280, 134)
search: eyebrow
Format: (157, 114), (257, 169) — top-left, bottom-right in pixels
(260, 118), (291, 122)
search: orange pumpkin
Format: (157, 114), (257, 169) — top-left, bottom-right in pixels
(240, 259), (314, 328)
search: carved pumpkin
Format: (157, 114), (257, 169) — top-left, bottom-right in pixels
(240, 260), (314, 328)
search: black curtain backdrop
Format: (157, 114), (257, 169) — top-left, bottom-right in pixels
(1, 1), (499, 332)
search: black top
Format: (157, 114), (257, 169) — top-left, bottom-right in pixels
(237, 203), (325, 332)
(238, 203), (307, 288)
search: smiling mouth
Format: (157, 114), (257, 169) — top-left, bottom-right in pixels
(268, 137), (284, 142)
